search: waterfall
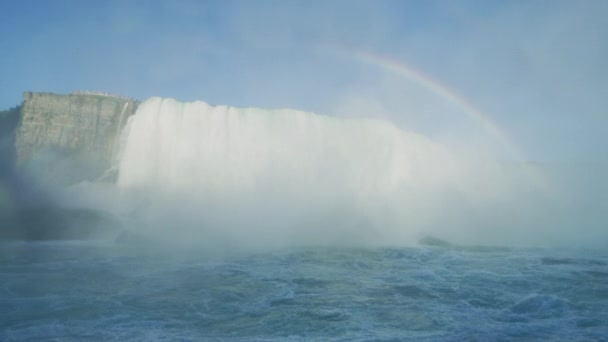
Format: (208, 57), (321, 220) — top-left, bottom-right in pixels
(114, 97), (472, 245)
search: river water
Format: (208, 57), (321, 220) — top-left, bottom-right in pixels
(1, 241), (606, 341)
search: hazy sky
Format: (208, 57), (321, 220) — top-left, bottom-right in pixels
(1, 0), (606, 162)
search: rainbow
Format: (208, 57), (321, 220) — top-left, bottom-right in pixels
(343, 49), (550, 189)
(351, 50), (523, 160)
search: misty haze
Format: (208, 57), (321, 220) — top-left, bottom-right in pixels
(0, 1), (606, 341)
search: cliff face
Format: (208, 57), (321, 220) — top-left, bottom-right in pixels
(15, 92), (139, 185)
(0, 105), (21, 178)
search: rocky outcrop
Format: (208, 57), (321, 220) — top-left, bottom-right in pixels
(15, 92), (139, 185)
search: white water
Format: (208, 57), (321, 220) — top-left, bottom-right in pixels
(103, 97), (521, 247)
(118, 98), (456, 192)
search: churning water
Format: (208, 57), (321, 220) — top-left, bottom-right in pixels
(1, 242), (607, 341)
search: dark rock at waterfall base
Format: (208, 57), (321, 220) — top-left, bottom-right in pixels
(418, 235), (511, 253)
(0, 207), (123, 241)
(419, 235), (452, 247)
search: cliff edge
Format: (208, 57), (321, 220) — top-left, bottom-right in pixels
(15, 91), (139, 185)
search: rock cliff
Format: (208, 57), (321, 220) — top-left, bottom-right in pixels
(15, 92), (139, 185)
(0, 91), (136, 240)
(0, 105), (20, 178)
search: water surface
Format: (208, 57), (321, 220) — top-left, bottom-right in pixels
(1, 241), (606, 341)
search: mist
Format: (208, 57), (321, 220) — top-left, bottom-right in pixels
(1, 1), (607, 249)
(37, 96), (599, 252)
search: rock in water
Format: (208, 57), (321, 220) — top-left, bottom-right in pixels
(418, 235), (452, 247)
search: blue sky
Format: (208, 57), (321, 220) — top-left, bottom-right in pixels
(1, 0), (606, 162)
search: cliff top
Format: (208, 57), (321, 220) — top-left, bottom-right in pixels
(23, 91), (138, 103)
